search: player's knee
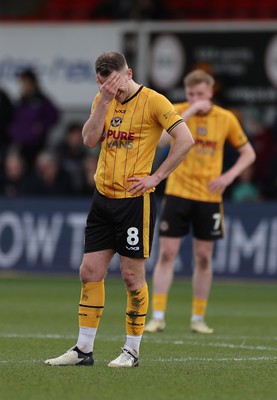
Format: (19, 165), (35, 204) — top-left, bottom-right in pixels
(79, 262), (91, 282)
(194, 250), (211, 269)
(122, 269), (135, 288)
(122, 269), (144, 290)
(160, 246), (176, 265)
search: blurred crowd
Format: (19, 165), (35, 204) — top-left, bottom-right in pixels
(0, 69), (98, 198)
(0, 68), (277, 201)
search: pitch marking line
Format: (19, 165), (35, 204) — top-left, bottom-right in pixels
(142, 337), (277, 351)
(1, 333), (277, 353)
(171, 340), (277, 352)
(156, 356), (277, 362)
(0, 333), (76, 339)
(1, 333), (277, 342)
(1, 356), (277, 365)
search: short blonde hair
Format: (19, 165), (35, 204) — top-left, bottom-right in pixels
(184, 69), (215, 88)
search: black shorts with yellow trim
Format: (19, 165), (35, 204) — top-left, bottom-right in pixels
(159, 195), (224, 240)
(84, 189), (156, 258)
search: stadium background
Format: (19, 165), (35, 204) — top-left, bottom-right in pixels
(0, 0), (277, 280)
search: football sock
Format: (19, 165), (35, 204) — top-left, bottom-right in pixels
(126, 283), (148, 338)
(124, 335), (142, 357)
(191, 297), (208, 321)
(152, 293), (168, 320)
(76, 326), (97, 354)
(77, 280), (105, 352)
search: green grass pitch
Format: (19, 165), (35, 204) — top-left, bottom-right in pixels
(0, 275), (276, 400)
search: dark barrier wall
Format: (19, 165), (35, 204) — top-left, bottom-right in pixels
(0, 198), (276, 279)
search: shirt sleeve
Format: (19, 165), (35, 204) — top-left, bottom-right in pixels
(151, 92), (183, 133)
(226, 111), (249, 148)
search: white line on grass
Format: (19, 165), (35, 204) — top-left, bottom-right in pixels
(1, 356), (277, 365)
(1, 333), (277, 352)
(145, 334), (277, 342)
(171, 340), (277, 351)
(156, 356), (277, 362)
(0, 333), (76, 339)
(1, 333), (277, 342)
(0, 333), (277, 351)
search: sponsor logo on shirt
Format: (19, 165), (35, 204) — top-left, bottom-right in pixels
(195, 138), (217, 155)
(104, 129), (135, 150)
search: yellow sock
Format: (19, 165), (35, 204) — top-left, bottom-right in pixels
(126, 284), (148, 336)
(152, 293), (168, 314)
(192, 297), (207, 317)
(79, 280), (105, 328)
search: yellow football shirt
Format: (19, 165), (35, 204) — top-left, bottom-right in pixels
(165, 102), (248, 202)
(91, 85), (183, 198)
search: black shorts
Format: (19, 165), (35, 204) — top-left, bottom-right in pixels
(159, 195), (224, 240)
(84, 189), (156, 258)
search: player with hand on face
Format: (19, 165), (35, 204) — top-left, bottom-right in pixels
(145, 69), (256, 335)
(45, 52), (194, 368)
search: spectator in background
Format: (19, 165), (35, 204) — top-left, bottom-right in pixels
(55, 122), (88, 195)
(81, 153), (98, 196)
(8, 68), (60, 169)
(0, 88), (14, 163)
(0, 150), (31, 197)
(32, 150), (72, 196)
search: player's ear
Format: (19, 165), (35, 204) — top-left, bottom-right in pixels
(127, 68), (133, 80)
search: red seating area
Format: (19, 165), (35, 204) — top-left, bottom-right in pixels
(1, 0), (277, 21)
(166, 0), (277, 20)
(43, 0), (100, 21)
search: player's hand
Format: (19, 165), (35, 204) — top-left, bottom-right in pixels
(191, 100), (212, 115)
(208, 173), (235, 195)
(127, 175), (160, 196)
(96, 71), (123, 102)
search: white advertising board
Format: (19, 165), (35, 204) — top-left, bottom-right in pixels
(0, 24), (122, 108)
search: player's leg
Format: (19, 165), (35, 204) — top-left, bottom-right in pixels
(145, 195), (190, 333)
(45, 189), (115, 366)
(144, 236), (182, 332)
(191, 239), (214, 334)
(108, 192), (154, 367)
(76, 249), (114, 352)
(108, 256), (146, 368)
(45, 249), (113, 366)
(190, 201), (224, 333)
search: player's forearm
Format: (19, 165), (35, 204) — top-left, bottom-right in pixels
(82, 98), (110, 148)
(226, 145), (256, 181)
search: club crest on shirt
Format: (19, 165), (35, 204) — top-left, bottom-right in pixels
(197, 126), (207, 136)
(111, 117), (123, 127)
